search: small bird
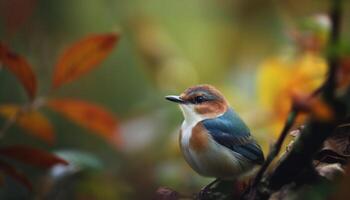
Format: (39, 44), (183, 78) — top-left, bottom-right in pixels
(165, 84), (264, 180)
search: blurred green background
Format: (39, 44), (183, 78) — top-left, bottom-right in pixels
(0, 0), (349, 199)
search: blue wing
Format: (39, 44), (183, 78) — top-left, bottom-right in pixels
(202, 108), (264, 165)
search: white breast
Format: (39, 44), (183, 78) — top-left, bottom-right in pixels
(179, 104), (205, 151)
(179, 104), (208, 174)
(180, 120), (203, 173)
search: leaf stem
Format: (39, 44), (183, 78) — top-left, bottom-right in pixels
(0, 108), (24, 139)
(0, 97), (46, 139)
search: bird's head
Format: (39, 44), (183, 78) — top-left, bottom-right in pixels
(166, 85), (229, 122)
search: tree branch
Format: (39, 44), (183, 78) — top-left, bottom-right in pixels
(242, 0), (345, 199)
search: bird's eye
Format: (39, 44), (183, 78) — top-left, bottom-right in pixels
(194, 96), (206, 104)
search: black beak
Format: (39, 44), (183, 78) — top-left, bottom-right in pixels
(165, 95), (185, 104)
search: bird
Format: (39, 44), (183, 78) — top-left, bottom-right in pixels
(165, 84), (264, 180)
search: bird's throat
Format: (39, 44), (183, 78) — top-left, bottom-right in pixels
(179, 104), (204, 126)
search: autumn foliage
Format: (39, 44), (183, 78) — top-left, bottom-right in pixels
(0, 33), (120, 189)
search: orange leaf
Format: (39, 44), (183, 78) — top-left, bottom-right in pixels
(292, 94), (334, 121)
(310, 98), (334, 121)
(0, 160), (32, 190)
(0, 145), (68, 168)
(0, 42), (37, 99)
(52, 33), (119, 89)
(47, 99), (121, 148)
(0, 105), (55, 144)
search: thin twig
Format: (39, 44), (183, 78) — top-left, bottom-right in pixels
(0, 107), (25, 139)
(252, 110), (298, 186)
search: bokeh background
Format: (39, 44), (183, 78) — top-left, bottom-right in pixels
(0, 0), (349, 199)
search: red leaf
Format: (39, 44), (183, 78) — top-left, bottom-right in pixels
(0, 145), (68, 169)
(0, 160), (32, 190)
(52, 33), (119, 89)
(47, 99), (122, 148)
(0, 42), (37, 99)
(338, 57), (350, 89)
(0, 104), (55, 144)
